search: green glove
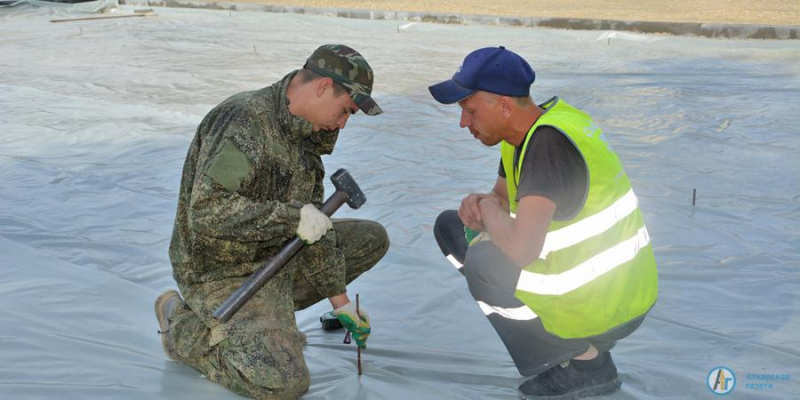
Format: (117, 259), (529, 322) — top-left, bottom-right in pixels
(464, 226), (480, 244)
(464, 227), (491, 246)
(333, 302), (370, 349)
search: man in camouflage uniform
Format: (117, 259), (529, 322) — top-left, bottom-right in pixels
(154, 45), (389, 399)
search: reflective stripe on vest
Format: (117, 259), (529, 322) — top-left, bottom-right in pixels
(539, 188), (639, 260)
(518, 225), (650, 295)
(501, 97), (658, 339)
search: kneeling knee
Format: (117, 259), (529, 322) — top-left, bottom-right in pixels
(218, 335), (311, 400)
(237, 366), (310, 400)
(372, 222), (390, 258)
(434, 210), (459, 240)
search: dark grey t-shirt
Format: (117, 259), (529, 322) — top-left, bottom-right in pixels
(499, 126), (588, 220)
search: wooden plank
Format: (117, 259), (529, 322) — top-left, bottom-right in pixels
(50, 13), (154, 23)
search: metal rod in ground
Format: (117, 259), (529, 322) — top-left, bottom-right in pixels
(693, 188), (696, 206)
(356, 294), (362, 376)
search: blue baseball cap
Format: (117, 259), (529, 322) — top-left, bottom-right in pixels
(428, 46), (535, 104)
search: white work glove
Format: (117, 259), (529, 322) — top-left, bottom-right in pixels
(296, 204), (332, 244)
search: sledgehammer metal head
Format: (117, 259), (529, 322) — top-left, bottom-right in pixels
(331, 169), (366, 209)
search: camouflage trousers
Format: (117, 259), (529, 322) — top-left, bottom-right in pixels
(167, 219), (389, 400)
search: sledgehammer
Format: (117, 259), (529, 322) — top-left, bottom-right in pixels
(213, 169), (366, 323)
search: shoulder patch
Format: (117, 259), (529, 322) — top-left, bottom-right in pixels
(207, 141), (254, 192)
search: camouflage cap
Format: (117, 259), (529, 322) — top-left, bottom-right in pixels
(303, 44), (383, 116)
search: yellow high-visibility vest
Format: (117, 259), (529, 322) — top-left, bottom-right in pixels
(501, 97), (658, 338)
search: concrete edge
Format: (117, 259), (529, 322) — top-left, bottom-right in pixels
(121, 0), (800, 40)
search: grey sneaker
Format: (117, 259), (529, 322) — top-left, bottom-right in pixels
(154, 290), (182, 361)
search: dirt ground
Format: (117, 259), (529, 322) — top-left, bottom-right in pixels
(219, 0), (800, 25)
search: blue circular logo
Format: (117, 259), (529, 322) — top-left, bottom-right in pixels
(707, 366), (736, 395)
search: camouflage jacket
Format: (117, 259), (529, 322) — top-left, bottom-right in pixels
(169, 71), (343, 291)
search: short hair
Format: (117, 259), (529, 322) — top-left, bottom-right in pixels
(482, 92), (532, 108)
(512, 96), (532, 107)
(297, 68), (349, 97)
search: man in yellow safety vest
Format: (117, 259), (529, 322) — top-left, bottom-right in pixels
(429, 46), (658, 400)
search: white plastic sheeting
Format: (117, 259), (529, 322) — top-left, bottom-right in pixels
(2, 5), (799, 399)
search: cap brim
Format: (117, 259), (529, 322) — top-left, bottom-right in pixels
(352, 92), (383, 116)
(428, 79), (476, 104)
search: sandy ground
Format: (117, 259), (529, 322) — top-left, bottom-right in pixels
(219, 0), (800, 26)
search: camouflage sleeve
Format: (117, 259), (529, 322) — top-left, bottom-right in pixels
(187, 109), (301, 246)
(309, 155), (326, 208)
